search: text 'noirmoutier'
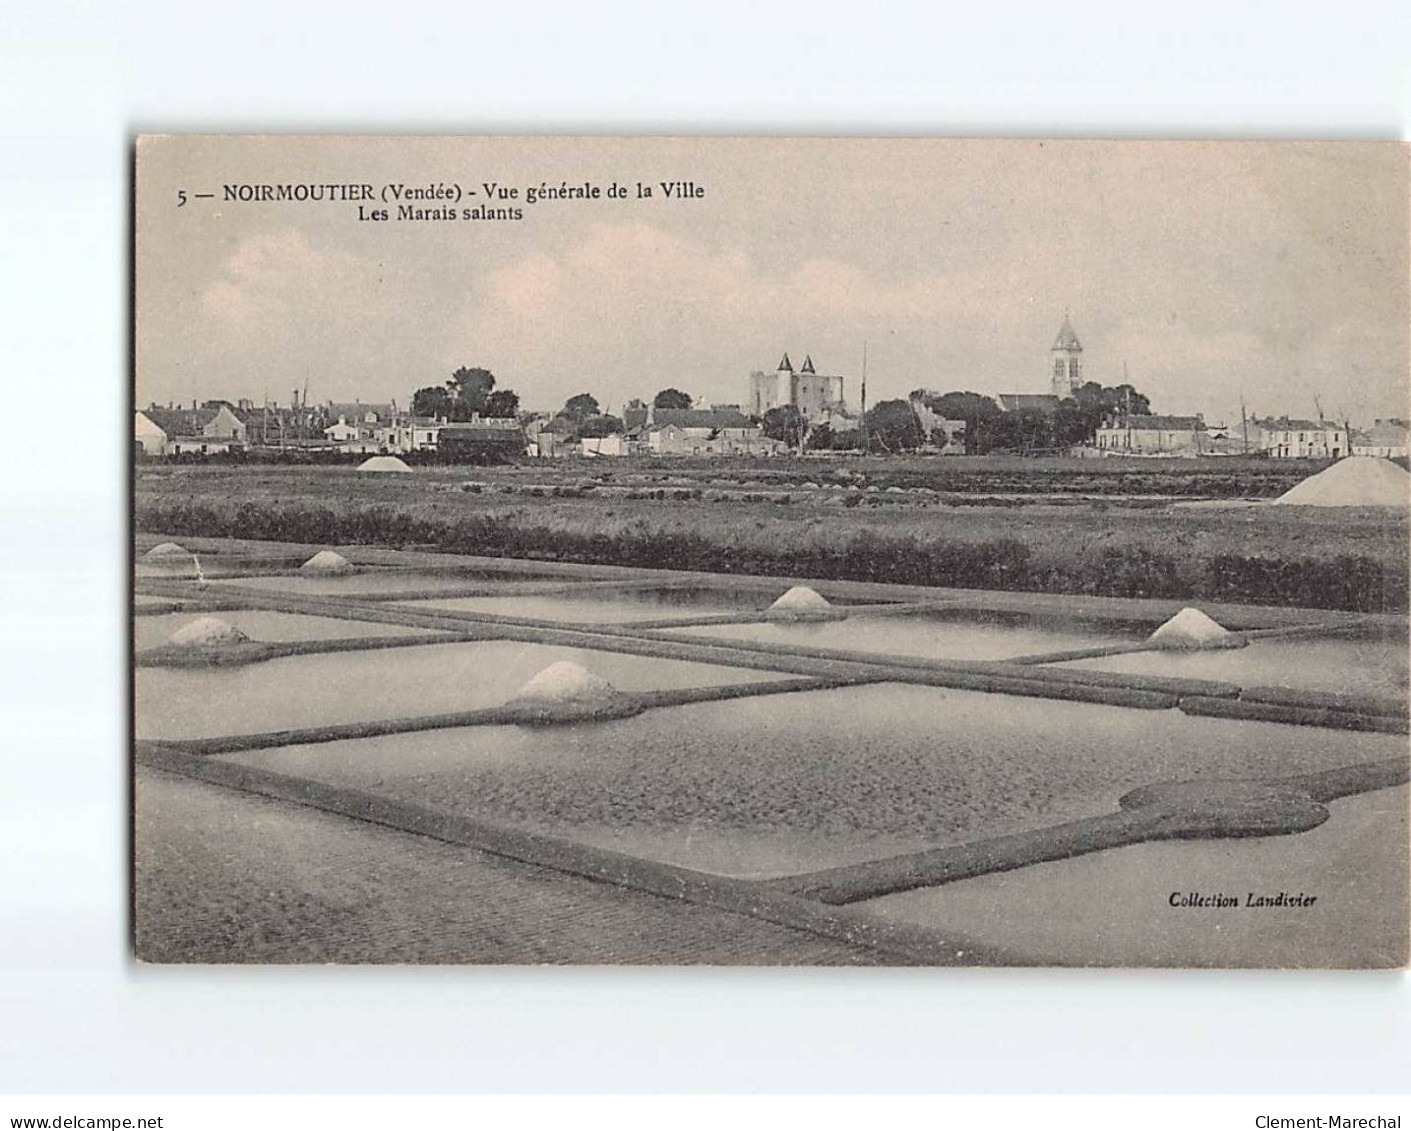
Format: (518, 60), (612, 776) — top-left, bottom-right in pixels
(214, 180), (706, 222)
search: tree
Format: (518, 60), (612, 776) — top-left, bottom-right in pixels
(988, 408), (1054, 454)
(653, 388), (693, 410)
(483, 389), (520, 419)
(1053, 383), (1154, 449)
(447, 367), (496, 420)
(411, 385), (454, 419)
(915, 390), (1002, 454)
(864, 400), (924, 452)
(762, 405), (807, 451)
(579, 413), (623, 438)
(805, 422), (834, 451)
(562, 393), (601, 423)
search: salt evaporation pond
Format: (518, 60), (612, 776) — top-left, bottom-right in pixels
(213, 683), (1401, 878)
(1057, 633), (1408, 700)
(862, 786), (1409, 968)
(398, 587), (772, 623)
(136, 641), (785, 741)
(206, 567), (557, 597)
(674, 609), (1147, 663)
(133, 609), (440, 653)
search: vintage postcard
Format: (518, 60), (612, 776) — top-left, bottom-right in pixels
(132, 136), (1409, 967)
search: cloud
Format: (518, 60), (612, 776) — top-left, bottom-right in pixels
(454, 221), (973, 409)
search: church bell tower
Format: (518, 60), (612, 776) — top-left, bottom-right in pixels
(1050, 314), (1083, 399)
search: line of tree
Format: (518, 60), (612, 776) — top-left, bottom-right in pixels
(913, 383), (1152, 454)
(411, 367), (521, 422)
(761, 399), (923, 453)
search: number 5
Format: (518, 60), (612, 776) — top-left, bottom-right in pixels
(177, 189), (187, 207)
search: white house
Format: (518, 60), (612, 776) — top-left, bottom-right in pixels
(1351, 420), (1408, 459)
(167, 435), (240, 455)
(134, 411), (168, 456)
(1095, 414), (1208, 455)
(324, 416), (366, 443)
(1252, 417), (1348, 459)
(580, 434), (627, 457)
(200, 404), (247, 442)
(138, 403), (247, 454)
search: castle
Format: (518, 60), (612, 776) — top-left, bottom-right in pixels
(747, 353), (846, 421)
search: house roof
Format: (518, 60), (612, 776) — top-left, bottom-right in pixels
(142, 406), (223, 437)
(995, 393), (1061, 413)
(1110, 414), (1207, 431)
(438, 419), (523, 442)
(1053, 315), (1082, 352)
(1362, 420), (1409, 443)
(1253, 416), (1340, 432)
(650, 408), (753, 430)
(328, 401), (394, 422)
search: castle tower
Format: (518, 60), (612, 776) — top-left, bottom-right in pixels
(1050, 315), (1083, 399)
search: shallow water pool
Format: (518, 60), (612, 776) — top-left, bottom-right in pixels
(399, 587), (771, 623)
(133, 609), (440, 653)
(215, 682), (1402, 877)
(136, 640), (783, 741)
(673, 609), (1147, 663)
(1056, 634), (1409, 700)
(205, 568), (554, 597)
(860, 786), (1409, 968)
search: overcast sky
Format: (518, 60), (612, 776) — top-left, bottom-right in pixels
(136, 137), (1408, 426)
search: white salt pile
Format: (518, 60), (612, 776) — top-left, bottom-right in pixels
(357, 455), (413, 473)
(142, 541), (201, 577)
(1148, 607), (1243, 651)
(767, 585), (834, 620)
(301, 549), (354, 574)
(1273, 456), (1410, 508)
(167, 616), (249, 648)
(509, 660), (621, 707)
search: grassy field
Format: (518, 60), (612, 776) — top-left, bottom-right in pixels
(134, 459), (1410, 612)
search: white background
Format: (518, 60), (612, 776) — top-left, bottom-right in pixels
(1, 0), (1408, 1095)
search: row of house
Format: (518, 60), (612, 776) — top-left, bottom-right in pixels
(1091, 415), (1407, 459)
(136, 399), (525, 461)
(542, 406), (789, 459)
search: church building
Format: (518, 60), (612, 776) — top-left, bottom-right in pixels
(995, 315), (1084, 413)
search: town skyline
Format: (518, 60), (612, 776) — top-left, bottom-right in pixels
(136, 138), (1409, 429)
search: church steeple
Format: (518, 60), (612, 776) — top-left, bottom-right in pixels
(1050, 314), (1083, 398)
(1053, 314), (1082, 353)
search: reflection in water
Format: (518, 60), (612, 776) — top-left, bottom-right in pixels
(401, 587), (769, 623)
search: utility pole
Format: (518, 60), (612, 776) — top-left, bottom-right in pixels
(1123, 363), (1132, 453)
(860, 341), (868, 455)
